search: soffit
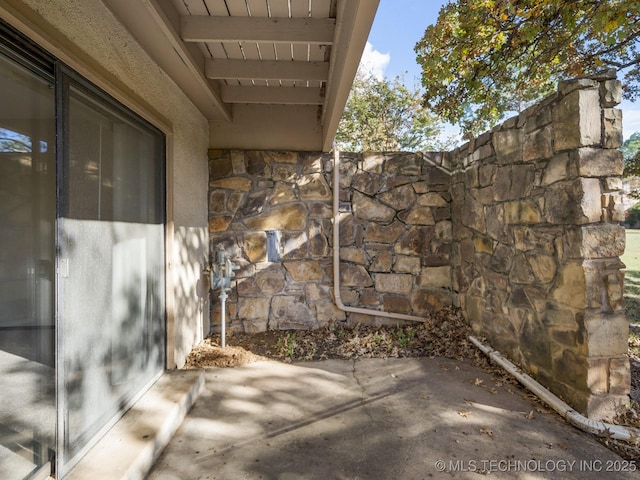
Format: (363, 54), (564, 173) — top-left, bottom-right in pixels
(103, 0), (379, 151)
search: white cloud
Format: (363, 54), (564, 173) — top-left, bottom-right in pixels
(623, 107), (640, 139)
(358, 42), (390, 80)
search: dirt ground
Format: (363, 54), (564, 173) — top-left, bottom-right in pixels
(184, 305), (640, 461)
(184, 306), (482, 367)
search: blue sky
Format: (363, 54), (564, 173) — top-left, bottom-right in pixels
(364, 0), (640, 140)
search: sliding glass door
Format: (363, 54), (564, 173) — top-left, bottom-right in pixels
(57, 77), (166, 473)
(0, 21), (166, 479)
(0, 42), (56, 480)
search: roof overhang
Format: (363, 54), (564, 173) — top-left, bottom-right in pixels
(103, 0), (379, 152)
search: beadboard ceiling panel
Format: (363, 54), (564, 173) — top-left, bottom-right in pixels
(104, 0), (379, 150)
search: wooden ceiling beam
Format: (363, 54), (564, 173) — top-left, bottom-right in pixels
(221, 85), (324, 105)
(206, 59), (329, 81)
(181, 16), (336, 44)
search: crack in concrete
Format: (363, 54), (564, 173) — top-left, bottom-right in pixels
(351, 358), (375, 422)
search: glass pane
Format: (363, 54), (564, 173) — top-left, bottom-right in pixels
(58, 84), (165, 470)
(0, 53), (56, 479)
(64, 90), (163, 224)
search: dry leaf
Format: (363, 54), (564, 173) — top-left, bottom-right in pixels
(458, 410), (472, 418)
(489, 387), (498, 395)
(474, 378), (484, 386)
(480, 428), (493, 438)
(524, 410), (534, 419)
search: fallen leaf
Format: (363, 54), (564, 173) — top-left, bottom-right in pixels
(474, 378), (484, 386)
(480, 428), (493, 438)
(524, 410), (534, 419)
(458, 410), (472, 418)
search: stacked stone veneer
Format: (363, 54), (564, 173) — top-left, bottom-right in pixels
(207, 150), (453, 333)
(208, 72), (629, 419)
(451, 71), (628, 419)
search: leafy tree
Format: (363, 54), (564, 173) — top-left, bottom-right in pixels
(623, 131), (640, 178)
(415, 0), (640, 136)
(623, 131), (640, 163)
(622, 132), (640, 199)
(336, 71), (450, 152)
(0, 128), (30, 153)
(626, 201), (640, 226)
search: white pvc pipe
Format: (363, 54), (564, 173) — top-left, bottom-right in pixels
(331, 147), (638, 441)
(332, 145), (426, 323)
(469, 335), (640, 441)
(219, 290), (227, 348)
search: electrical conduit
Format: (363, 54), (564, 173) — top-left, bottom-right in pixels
(469, 335), (640, 442)
(332, 144), (426, 323)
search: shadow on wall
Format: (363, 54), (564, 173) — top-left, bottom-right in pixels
(172, 226), (209, 368)
(205, 72), (630, 421)
(449, 71), (628, 420)
(206, 150), (455, 334)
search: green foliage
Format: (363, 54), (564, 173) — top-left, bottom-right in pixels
(623, 132), (640, 176)
(276, 332), (297, 360)
(392, 326), (416, 349)
(415, 0), (640, 136)
(370, 333), (385, 349)
(621, 230), (640, 326)
(626, 202), (640, 226)
(623, 132), (640, 199)
(336, 72), (450, 152)
(622, 132), (640, 162)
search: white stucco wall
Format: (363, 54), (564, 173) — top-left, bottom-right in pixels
(0, 0), (210, 368)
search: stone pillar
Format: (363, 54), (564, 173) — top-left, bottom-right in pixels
(549, 72), (628, 418)
(452, 71), (629, 420)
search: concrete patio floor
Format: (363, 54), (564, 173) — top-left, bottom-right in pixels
(146, 357), (638, 479)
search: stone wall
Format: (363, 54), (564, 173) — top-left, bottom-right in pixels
(450, 70), (628, 419)
(207, 150), (453, 333)
(208, 72), (630, 420)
